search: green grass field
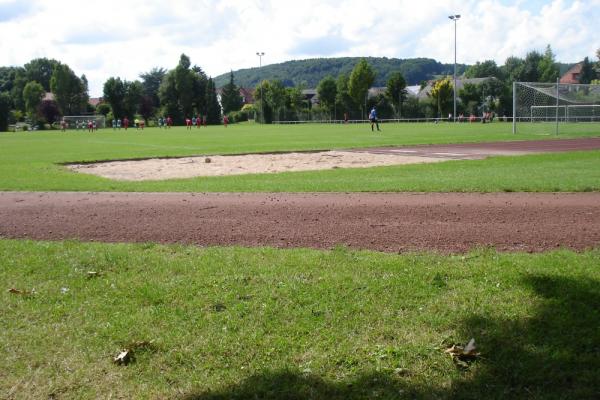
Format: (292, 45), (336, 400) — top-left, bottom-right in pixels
(0, 122), (599, 192)
(2, 240), (599, 399)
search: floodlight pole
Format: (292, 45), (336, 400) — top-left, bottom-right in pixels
(256, 52), (265, 123)
(449, 14), (460, 122)
(555, 78), (559, 136)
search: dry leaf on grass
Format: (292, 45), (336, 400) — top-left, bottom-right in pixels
(86, 271), (100, 278)
(445, 338), (480, 366)
(7, 288), (34, 295)
(113, 350), (132, 365)
(113, 340), (156, 366)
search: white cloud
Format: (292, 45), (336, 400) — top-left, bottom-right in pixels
(0, 0), (597, 96)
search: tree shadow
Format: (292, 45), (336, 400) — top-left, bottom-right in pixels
(451, 274), (600, 399)
(181, 370), (433, 400)
(180, 274), (600, 400)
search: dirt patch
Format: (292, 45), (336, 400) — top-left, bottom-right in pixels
(66, 137), (600, 181)
(1, 192), (599, 253)
(67, 151), (446, 181)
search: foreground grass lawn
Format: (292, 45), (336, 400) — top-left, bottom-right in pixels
(1, 240), (599, 399)
(0, 122), (599, 192)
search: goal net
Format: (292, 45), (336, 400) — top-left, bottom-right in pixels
(513, 82), (600, 134)
(62, 115), (106, 130)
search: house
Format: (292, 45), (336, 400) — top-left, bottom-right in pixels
(216, 88), (255, 108)
(559, 63), (583, 84)
(89, 97), (103, 107)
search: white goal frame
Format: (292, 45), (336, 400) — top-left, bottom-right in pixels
(63, 115), (106, 129)
(513, 81), (600, 134)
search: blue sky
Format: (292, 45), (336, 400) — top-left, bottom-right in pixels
(0, 0), (598, 96)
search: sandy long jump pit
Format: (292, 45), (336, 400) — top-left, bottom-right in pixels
(67, 150), (448, 181)
(66, 138), (600, 181)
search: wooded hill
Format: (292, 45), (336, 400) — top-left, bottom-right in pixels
(213, 57), (469, 89)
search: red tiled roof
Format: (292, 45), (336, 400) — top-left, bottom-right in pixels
(559, 63), (583, 84)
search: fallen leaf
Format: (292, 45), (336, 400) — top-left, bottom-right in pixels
(113, 350), (132, 365)
(7, 288), (33, 295)
(87, 271), (99, 278)
(445, 338), (480, 363)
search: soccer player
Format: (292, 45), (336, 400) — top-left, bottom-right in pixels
(195, 115), (201, 128)
(123, 117), (129, 130)
(112, 119), (117, 130)
(92, 120), (97, 132)
(192, 116), (197, 127)
(369, 107), (380, 132)
(60, 118), (67, 132)
(186, 117), (192, 130)
(223, 115), (229, 128)
(117, 119), (122, 130)
(202, 115), (207, 127)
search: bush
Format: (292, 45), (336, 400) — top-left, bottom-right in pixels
(229, 110), (248, 123)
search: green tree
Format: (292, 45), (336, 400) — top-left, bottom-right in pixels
(502, 56), (525, 83)
(50, 63), (88, 115)
(23, 58), (60, 91)
(429, 78), (453, 117)
(348, 59), (375, 118)
(103, 77), (127, 119)
(254, 80), (273, 123)
(192, 65), (208, 116)
(464, 60), (503, 79)
(158, 71), (180, 121)
(520, 50), (543, 82)
(175, 54), (194, 118)
(538, 45), (559, 82)
(205, 78), (222, 124)
(335, 73), (354, 118)
(579, 57), (595, 84)
(385, 72), (408, 118)
(140, 67), (166, 108)
(220, 71), (243, 114)
(22, 81), (44, 118)
(316, 76), (337, 119)
(123, 80), (143, 118)
(0, 92), (11, 131)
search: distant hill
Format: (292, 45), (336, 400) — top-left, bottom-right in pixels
(213, 57), (469, 89)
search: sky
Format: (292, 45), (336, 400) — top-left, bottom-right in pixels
(0, 0), (598, 97)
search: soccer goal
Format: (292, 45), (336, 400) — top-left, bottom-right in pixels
(63, 115), (106, 130)
(513, 81), (600, 134)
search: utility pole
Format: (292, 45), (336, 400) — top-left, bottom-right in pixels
(256, 52), (265, 123)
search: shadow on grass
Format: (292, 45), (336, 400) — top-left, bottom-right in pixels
(451, 274), (600, 399)
(181, 275), (600, 400)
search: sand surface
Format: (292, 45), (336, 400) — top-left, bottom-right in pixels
(67, 151), (446, 181)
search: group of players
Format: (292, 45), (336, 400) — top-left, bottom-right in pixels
(110, 117), (145, 130)
(60, 119), (98, 132)
(59, 115), (230, 132)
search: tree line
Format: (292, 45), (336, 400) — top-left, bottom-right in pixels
(0, 58), (89, 131)
(253, 45), (600, 122)
(1, 48), (599, 131)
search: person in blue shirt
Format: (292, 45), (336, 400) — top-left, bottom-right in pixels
(369, 107), (381, 132)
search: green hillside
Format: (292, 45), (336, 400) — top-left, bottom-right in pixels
(214, 57), (468, 89)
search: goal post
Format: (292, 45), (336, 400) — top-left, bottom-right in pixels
(513, 81), (600, 135)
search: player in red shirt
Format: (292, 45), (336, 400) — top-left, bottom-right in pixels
(202, 116), (207, 127)
(195, 115), (201, 128)
(123, 117), (129, 130)
(223, 115), (229, 128)
(185, 118), (192, 130)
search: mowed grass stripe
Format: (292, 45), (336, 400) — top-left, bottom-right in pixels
(1, 239), (599, 399)
(0, 122), (599, 192)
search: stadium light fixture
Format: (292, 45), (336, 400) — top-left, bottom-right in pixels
(256, 52), (265, 123)
(448, 14), (460, 122)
